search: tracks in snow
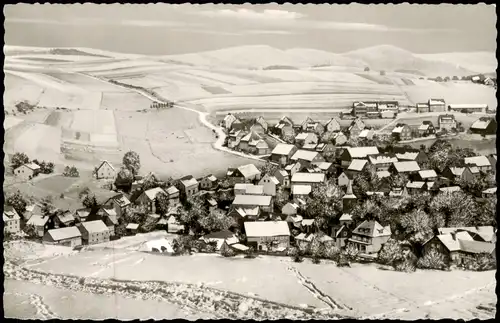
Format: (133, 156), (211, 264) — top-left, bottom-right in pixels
(5, 291), (60, 319)
(287, 266), (350, 312)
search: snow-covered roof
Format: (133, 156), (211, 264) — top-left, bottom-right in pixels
(126, 223), (139, 230)
(233, 195), (272, 207)
(346, 147), (379, 158)
(271, 143), (296, 156)
(393, 161), (420, 173)
(482, 187), (497, 194)
(464, 156), (491, 167)
(47, 227), (81, 241)
(353, 220), (391, 238)
(292, 185), (312, 195)
(237, 164), (261, 179)
(406, 181), (425, 189)
(291, 172), (325, 183)
(419, 169), (437, 179)
(81, 220), (109, 233)
(395, 152), (420, 161)
(348, 159), (368, 171)
(180, 177), (199, 188)
(27, 214), (49, 226)
(470, 119), (492, 130)
(3, 206), (20, 221)
(244, 221), (290, 237)
(392, 126), (404, 133)
(291, 150), (319, 162)
(439, 186), (462, 194)
(369, 155), (398, 165)
(295, 132), (315, 140)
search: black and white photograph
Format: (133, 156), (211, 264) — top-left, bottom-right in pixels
(2, 3), (497, 320)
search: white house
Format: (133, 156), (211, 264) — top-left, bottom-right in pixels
(14, 163), (41, 180)
(96, 160), (116, 179)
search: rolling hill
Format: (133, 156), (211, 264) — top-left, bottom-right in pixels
(414, 52), (497, 75)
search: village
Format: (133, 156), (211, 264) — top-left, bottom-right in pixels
(4, 95), (497, 273)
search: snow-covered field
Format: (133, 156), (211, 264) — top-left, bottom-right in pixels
(3, 239), (496, 320)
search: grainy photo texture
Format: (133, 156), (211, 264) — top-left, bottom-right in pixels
(2, 3), (497, 320)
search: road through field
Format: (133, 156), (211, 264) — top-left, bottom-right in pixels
(80, 72), (267, 164)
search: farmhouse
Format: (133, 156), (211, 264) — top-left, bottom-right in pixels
(274, 169), (290, 187)
(348, 220), (391, 254)
(390, 161), (421, 174)
(249, 122), (266, 136)
(448, 104), (488, 114)
(228, 130), (245, 149)
(26, 214), (50, 237)
(23, 203), (42, 222)
(292, 185), (312, 201)
(227, 164), (261, 184)
(416, 102), (430, 113)
(3, 206), (21, 234)
(281, 202), (299, 217)
(178, 176), (199, 198)
(259, 174), (280, 196)
(223, 113), (237, 130)
(136, 187), (167, 214)
(232, 195), (273, 213)
(95, 160), (116, 179)
(352, 101), (378, 118)
(324, 117), (341, 132)
(166, 186), (180, 205)
(43, 227), (82, 248)
(256, 116), (268, 133)
(438, 226), (496, 243)
(239, 131), (263, 152)
(442, 166), (475, 183)
(103, 193), (131, 218)
(273, 118), (294, 138)
(200, 174), (218, 190)
(75, 208), (91, 223)
(392, 124), (412, 141)
(438, 114), (457, 131)
(285, 162), (304, 177)
(347, 159), (368, 174)
(235, 183), (264, 196)
(291, 172), (326, 188)
(418, 169), (438, 181)
(228, 207), (261, 228)
(406, 181), (426, 194)
(470, 117), (497, 136)
(245, 221), (290, 252)
(14, 163), (41, 180)
(79, 220), (111, 245)
(315, 142), (335, 155)
(422, 232), (495, 265)
(316, 162), (335, 175)
(464, 156), (492, 172)
(96, 206), (118, 236)
(428, 99), (446, 112)
(368, 155), (398, 171)
(295, 132), (318, 147)
(340, 146), (379, 167)
(337, 171), (354, 187)
(291, 150), (325, 167)
(418, 121), (436, 136)
(270, 144), (298, 166)
(301, 117), (325, 134)
(54, 210), (76, 228)
(347, 118), (366, 138)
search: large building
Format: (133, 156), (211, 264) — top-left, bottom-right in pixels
(348, 220), (391, 254)
(428, 99), (446, 112)
(470, 117), (497, 136)
(244, 221), (290, 252)
(79, 220), (111, 245)
(43, 227), (82, 247)
(3, 206), (21, 234)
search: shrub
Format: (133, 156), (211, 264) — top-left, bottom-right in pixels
(342, 244), (359, 262)
(459, 253), (496, 271)
(220, 242), (236, 258)
(417, 247), (449, 270)
(324, 244), (341, 261)
(63, 166), (79, 177)
(378, 239), (404, 265)
(312, 256), (321, 264)
(293, 254), (304, 263)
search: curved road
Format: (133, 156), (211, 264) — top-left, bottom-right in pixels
(82, 73), (266, 163)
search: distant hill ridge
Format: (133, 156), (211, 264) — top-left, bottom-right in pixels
(4, 44), (496, 76)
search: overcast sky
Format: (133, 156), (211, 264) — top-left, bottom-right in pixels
(4, 4), (497, 55)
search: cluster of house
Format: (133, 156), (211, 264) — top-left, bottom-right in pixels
(349, 100), (399, 119)
(416, 98), (491, 114)
(390, 115), (497, 141)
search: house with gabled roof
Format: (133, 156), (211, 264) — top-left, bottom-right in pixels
(238, 131), (263, 152)
(282, 202), (299, 217)
(392, 124), (412, 141)
(245, 221), (290, 252)
(199, 174), (218, 191)
(395, 150), (428, 164)
(95, 160), (116, 179)
(53, 210), (76, 228)
(337, 171), (354, 187)
(249, 121), (266, 136)
(438, 114), (457, 130)
(464, 156), (492, 172)
(347, 118), (366, 138)
(273, 169), (290, 187)
(324, 117), (341, 133)
(136, 187), (167, 214)
(270, 143), (298, 166)
(418, 169), (438, 181)
(26, 214), (50, 237)
(470, 117), (496, 136)
(232, 195), (274, 213)
(482, 187), (497, 198)
(295, 132), (318, 148)
(3, 206), (21, 234)
(178, 175), (199, 198)
(272, 117), (295, 138)
(228, 130), (245, 149)
(291, 172), (326, 188)
(390, 161), (421, 175)
(78, 220), (110, 245)
(428, 98), (446, 112)
(255, 116), (269, 133)
(406, 181), (426, 194)
(331, 131), (348, 146)
(302, 118), (325, 135)
(230, 118), (246, 131)
(285, 162), (304, 177)
(341, 147), (379, 167)
(348, 220), (391, 254)
(441, 166), (475, 183)
(416, 102), (430, 113)
(96, 205), (118, 236)
(291, 149), (325, 167)
(347, 159), (368, 175)
(43, 227), (82, 247)
(418, 121), (436, 137)
(292, 185), (312, 201)
(223, 113), (237, 130)
(259, 174), (280, 196)
(102, 193), (131, 219)
(368, 155), (398, 171)
(14, 163), (41, 180)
